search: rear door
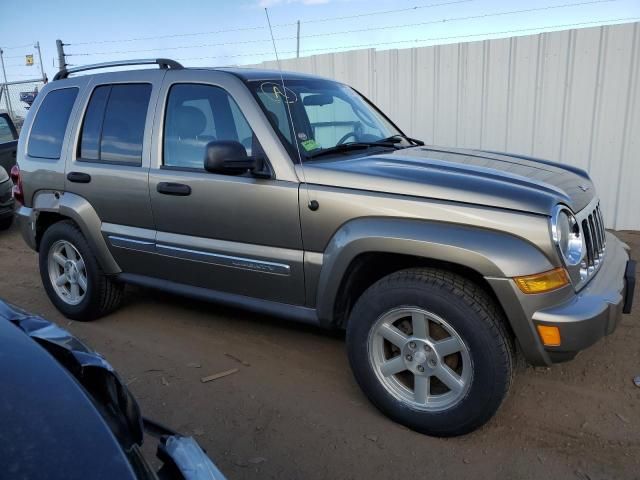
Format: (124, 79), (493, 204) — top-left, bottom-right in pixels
(65, 71), (162, 274)
(146, 70), (305, 305)
(0, 113), (18, 174)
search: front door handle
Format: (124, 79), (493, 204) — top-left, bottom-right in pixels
(157, 182), (191, 196)
(67, 172), (91, 183)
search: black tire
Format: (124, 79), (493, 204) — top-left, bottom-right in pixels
(0, 216), (13, 231)
(346, 267), (514, 437)
(39, 220), (123, 321)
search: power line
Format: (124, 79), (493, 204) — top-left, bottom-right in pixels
(298, 0), (617, 39)
(68, 37), (277, 56)
(0, 42), (33, 50)
(66, 0), (617, 58)
(66, 0), (474, 46)
(172, 17), (639, 62)
(69, 24), (268, 46)
(3, 52), (35, 59)
(296, 0), (472, 24)
(4, 63), (42, 68)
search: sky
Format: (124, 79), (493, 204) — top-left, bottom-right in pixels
(1, 0), (639, 82)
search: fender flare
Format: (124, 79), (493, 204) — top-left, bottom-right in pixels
(33, 191), (121, 274)
(314, 217), (554, 324)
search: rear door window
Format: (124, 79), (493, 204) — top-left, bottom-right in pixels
(28, 88), (78, 159)
(78, 84), (151, 165)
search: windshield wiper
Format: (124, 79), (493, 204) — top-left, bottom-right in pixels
(307, 142), (396, 159)
(377, 134), (425, 146)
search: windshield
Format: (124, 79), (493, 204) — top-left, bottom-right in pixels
(249, 79), (402, 161)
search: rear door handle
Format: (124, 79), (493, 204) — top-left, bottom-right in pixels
(67, 172), (91, 183)
(157, 182), (191, 196)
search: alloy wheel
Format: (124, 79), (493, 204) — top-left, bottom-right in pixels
(368, 307), (472, 411)
(47, 240), (88, 306)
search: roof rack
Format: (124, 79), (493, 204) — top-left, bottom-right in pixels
(53, 58), (183, 81)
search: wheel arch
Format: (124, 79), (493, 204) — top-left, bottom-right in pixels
(33, 191), (121, 274)
(314, 217), (554, 331)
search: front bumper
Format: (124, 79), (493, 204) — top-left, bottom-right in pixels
(532, 232), (634, 363)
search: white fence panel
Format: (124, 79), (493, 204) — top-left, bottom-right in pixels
(250, 22), (640, 229)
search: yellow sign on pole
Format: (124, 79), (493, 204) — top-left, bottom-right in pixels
(25, 54), (34, 66)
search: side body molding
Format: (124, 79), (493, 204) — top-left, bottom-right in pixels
(314, 217), (555, 325)
(33, 191), (121, 274)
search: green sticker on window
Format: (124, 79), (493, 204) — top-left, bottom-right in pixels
(301, 139), (320, 151)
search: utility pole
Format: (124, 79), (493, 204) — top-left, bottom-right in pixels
(296, 20), (300, 58)
(56, 39), (66, 72)
(0, 48), (14, 118)
(34, 41), (46, 82)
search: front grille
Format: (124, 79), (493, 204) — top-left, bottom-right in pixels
(581, 203), (606, 274)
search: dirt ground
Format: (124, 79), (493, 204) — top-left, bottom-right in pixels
(0, 224), (638, 480)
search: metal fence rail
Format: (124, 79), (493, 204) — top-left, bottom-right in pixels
(251, 21), (640, 230)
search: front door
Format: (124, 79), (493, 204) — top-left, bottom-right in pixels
(148, 76), (304, 305)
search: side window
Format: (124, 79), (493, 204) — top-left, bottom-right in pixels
(28, 88), (78, 159)
(0, 116), (15, 143)
(163, 84), (256, 169)
(78, 83), (151, 165)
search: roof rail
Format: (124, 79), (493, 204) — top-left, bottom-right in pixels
(53, 58), (183, 81)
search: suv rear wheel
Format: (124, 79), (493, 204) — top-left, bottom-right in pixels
(346, 268), (514, 437)
(39, 220), (123, 320)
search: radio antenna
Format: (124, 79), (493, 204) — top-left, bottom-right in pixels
(264, 8), (315, 211)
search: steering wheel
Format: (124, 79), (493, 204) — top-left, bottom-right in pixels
(337, 131), (358, 145)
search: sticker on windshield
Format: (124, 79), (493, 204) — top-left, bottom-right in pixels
(260, 82), (298, 104)
(301, 139), (320, 151)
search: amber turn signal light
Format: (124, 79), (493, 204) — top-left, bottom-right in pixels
(536, 325), (561, 346)
(513, 267), (569, 294)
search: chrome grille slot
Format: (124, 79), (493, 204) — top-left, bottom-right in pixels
(579, 201), (606, 277)
(582, 219), (594, 268)
(589, 215), (599, 260)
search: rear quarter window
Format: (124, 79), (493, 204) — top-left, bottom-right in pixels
(28, 88), (78, 159)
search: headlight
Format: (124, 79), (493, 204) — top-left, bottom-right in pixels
(551, 206), (583, 266)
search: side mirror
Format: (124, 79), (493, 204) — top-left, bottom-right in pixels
(204, 140), (263, 176)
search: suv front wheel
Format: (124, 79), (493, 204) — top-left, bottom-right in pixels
(39, 220), (123, 320)
(346, 268), (514, 437)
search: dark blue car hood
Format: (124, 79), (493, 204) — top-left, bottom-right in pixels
(0, 302), (140, 480)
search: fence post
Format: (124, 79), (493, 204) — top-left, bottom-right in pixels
(35, 41), (47, 82)
(56, 39), (66, 72)
(0, 48), (14, 118)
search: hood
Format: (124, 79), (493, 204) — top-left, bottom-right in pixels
(0, 299), (227, 480)
(301, 146), (595, 215)
(0, 301), (141, 480)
